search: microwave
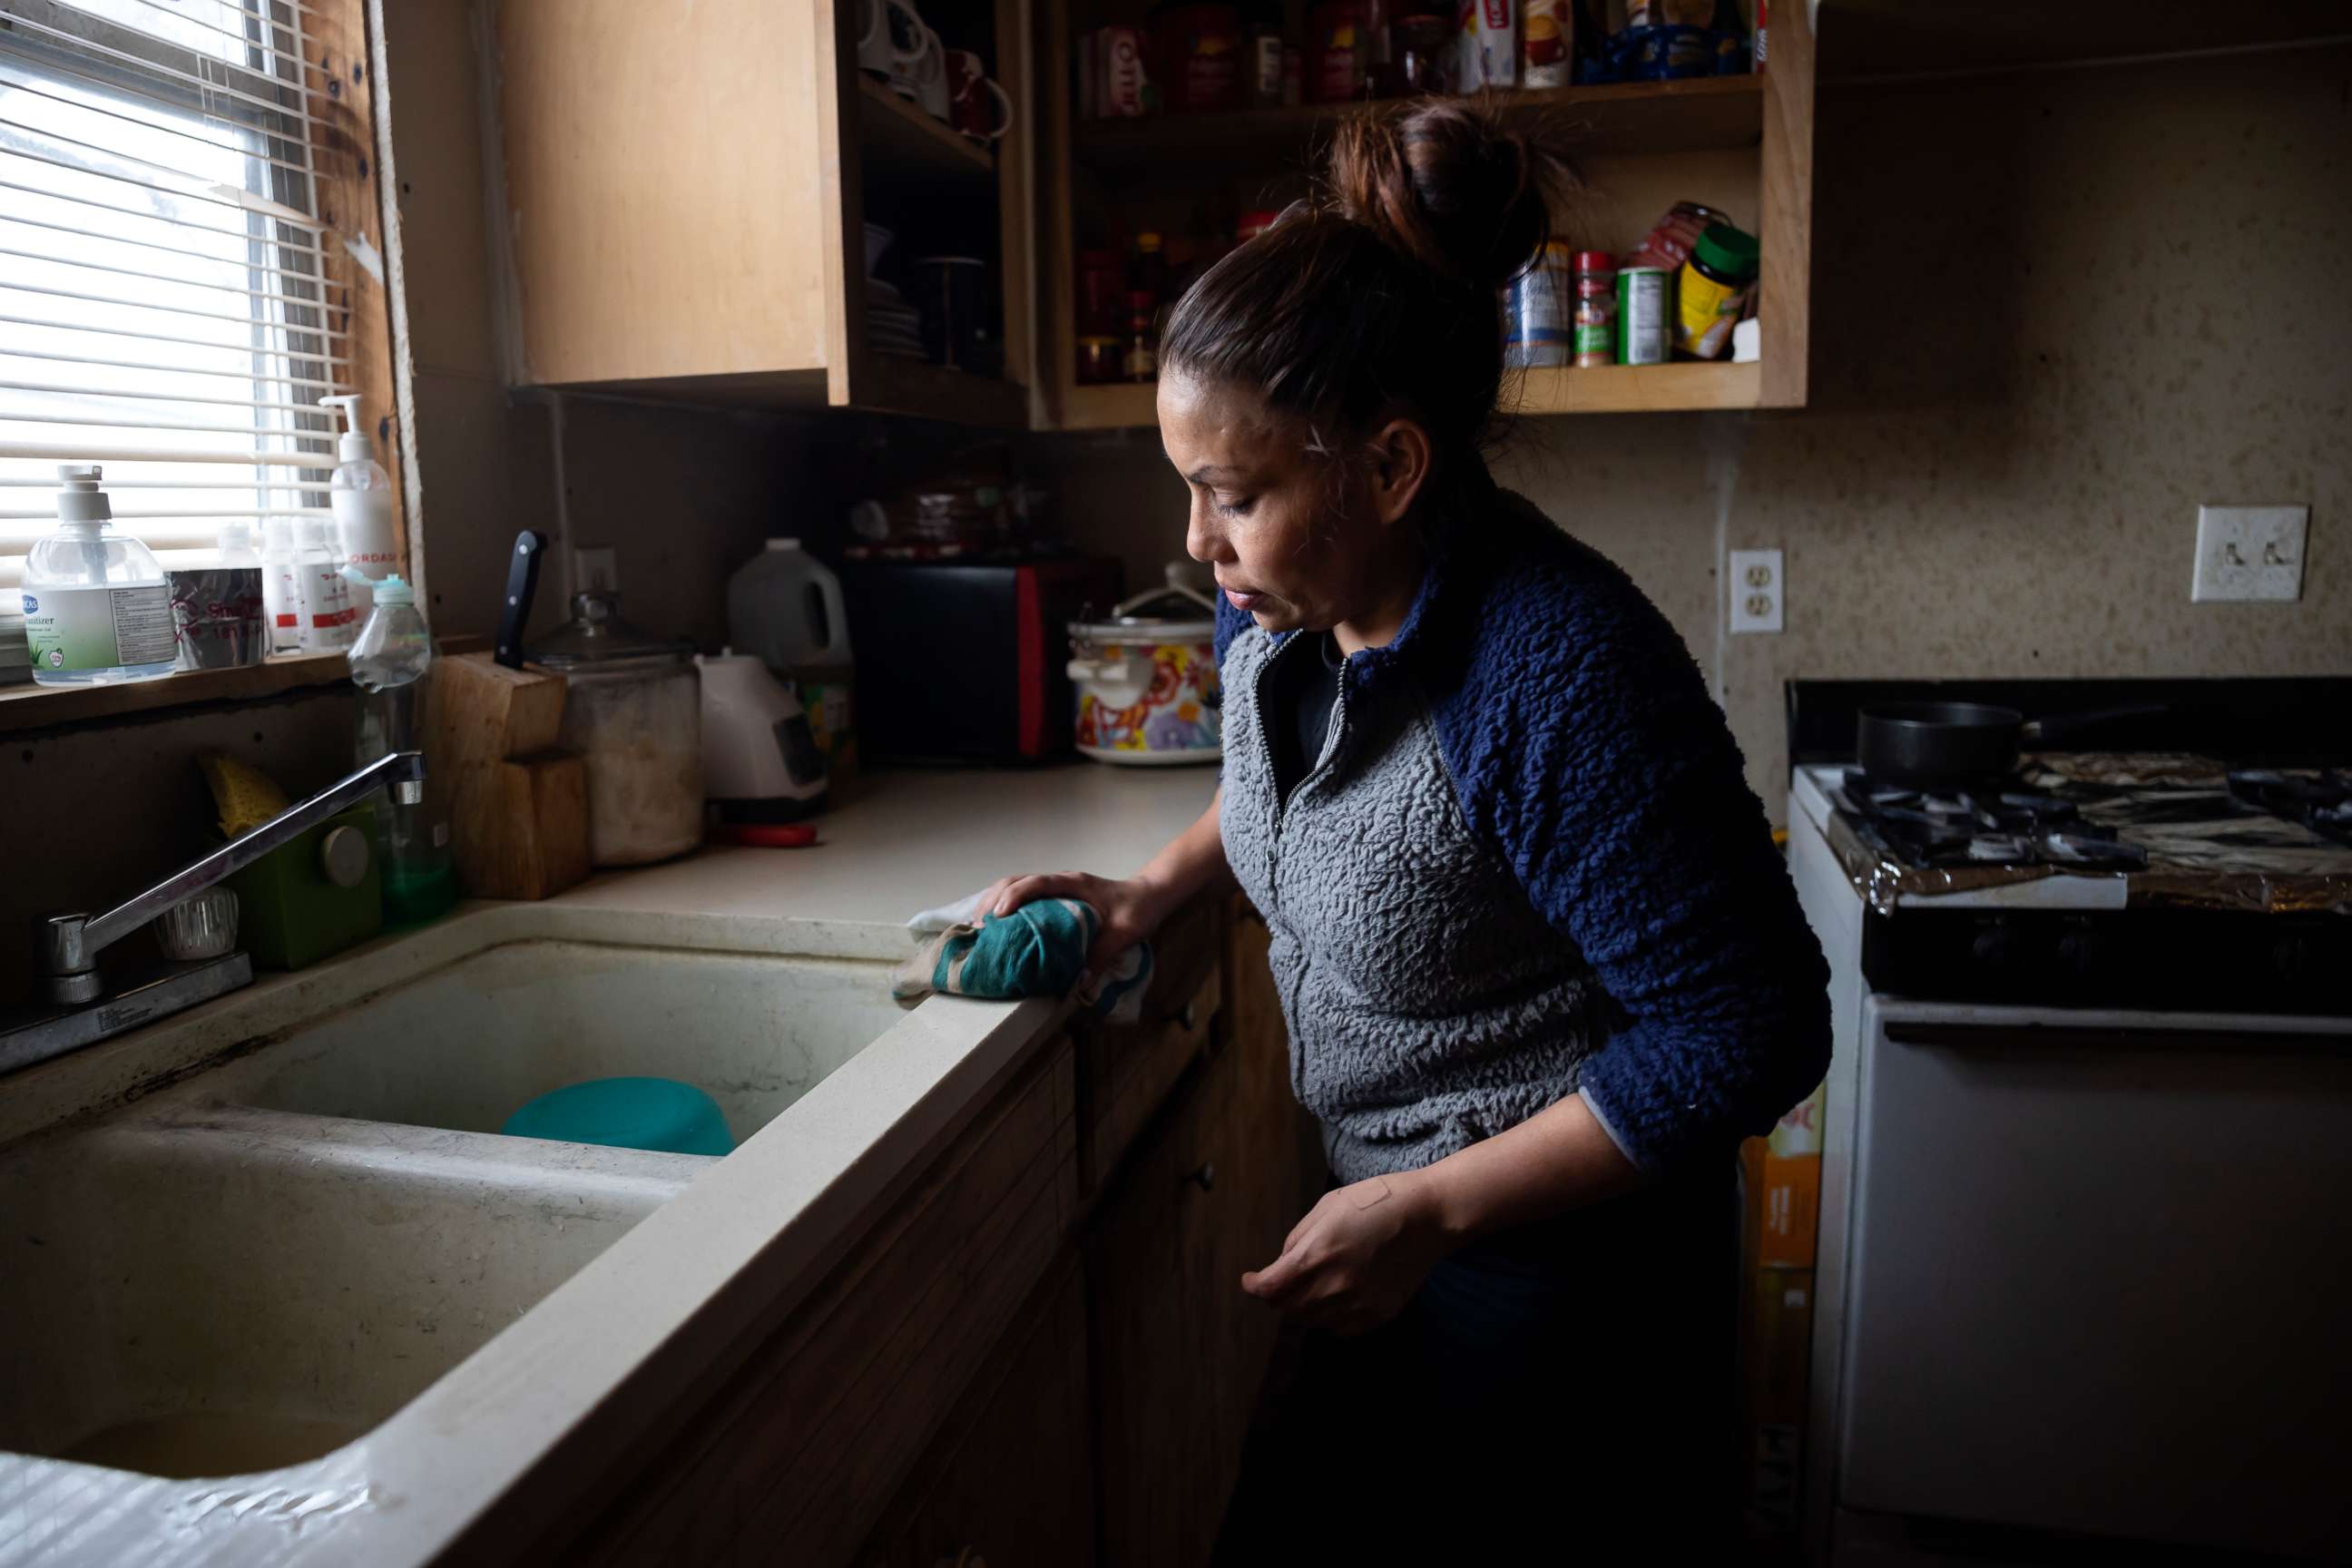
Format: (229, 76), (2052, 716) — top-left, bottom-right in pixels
(840, 557), (1124, 763)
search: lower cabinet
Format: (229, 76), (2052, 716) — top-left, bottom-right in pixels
(861, 1263), (1096, 1568)
(1088, 898), (1318, 1568)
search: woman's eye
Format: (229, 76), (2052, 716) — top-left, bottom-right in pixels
(1218, 495), (1255, 517)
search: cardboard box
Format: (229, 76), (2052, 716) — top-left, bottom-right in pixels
(1759, 1079), (1826, 1269)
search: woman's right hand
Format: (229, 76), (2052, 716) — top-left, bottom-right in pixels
(978, 870), (1172, 984)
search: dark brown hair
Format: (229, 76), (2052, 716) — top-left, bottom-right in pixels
(1161, 101), (1573, 466)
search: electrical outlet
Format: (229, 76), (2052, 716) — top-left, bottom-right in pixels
(1728, 548), (1784, 634)
(2192, 505), (2307, 603)
(572, 545), (618, 595)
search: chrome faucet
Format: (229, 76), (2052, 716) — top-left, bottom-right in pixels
(5, 750), (426, 1074)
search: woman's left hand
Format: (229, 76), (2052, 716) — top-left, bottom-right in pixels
(1240, 1174), (1453, 1336)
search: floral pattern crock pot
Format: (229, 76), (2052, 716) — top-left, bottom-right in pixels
(1067, 578), (1221, 765)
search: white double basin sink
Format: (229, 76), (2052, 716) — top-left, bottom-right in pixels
(0, 900), (1043, 1566)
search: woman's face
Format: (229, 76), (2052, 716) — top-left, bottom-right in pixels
(1158, 369), (1403, 637)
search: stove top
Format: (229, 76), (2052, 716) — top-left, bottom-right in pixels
(1796, 753), (2352, 917)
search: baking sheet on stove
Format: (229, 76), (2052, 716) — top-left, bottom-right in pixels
(1825, 753), (2352, 916)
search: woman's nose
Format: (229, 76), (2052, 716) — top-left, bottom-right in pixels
(1185, 501), (1227, 565)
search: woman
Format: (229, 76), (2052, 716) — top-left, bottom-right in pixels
(992, 104), (1831, 1555)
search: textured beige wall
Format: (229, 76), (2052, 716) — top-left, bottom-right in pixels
(1053, 44), (2352, 817)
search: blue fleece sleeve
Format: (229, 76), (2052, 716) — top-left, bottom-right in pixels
(1433, 553), (1831, 1171)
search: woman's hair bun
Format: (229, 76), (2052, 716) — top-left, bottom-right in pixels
(1328, 102), (1568, 293)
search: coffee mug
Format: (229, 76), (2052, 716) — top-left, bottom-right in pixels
(946, 48), (1014, 142)
(856, 0), (923, 78)
(909, 25), (951, 122)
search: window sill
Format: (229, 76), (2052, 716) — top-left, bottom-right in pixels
(0, 654), (350, 737)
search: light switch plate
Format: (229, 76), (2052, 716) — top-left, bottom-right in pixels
(1729, 548), (1785, 633)
(2191, 505), (2307, 603)
(572, 545), (618, 596)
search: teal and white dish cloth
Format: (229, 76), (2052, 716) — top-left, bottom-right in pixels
(896, 889), (1152, 1023)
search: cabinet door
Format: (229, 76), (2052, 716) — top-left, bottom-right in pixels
(1090, 1063), (1227, 1568)
(867, 1265), (1095, 1568)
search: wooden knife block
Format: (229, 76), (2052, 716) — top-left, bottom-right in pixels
(426, 652), (591, 900)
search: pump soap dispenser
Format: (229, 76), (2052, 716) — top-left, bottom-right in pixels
(318, 394), (398, 618)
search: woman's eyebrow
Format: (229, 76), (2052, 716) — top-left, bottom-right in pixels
(1185, 465), (1246, 485)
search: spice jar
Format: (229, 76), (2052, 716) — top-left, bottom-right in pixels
(1076, 336), (1123, 384)
(1503, 240), (1575, 368)
(1673, 221), (1758, 360)
(1076, 248), (1124, 335)
(1122, 290), (1159, 382)
(1308, 0), (1366, 103)
(1149, 1), (1244, 112)
(1572, 250), (1617, 368)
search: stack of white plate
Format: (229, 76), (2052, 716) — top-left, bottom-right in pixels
(866, 277), (928, 362)
(0, 598), (31, 686)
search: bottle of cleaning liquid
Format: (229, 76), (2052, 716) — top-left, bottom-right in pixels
(19, 466), (175, 686)
(294, 516), (355, 652)
(318, 395), (399, 621)
(260, 517), (301, 655)
(349, 574), (455, 924)
(726, 538), (858, 784)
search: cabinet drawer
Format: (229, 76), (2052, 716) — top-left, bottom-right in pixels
(563, 1034), (1079, 1567)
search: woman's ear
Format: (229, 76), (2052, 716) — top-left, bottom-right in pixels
(1367, 417), (1433, 527)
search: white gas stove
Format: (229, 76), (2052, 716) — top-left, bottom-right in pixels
(1780, 692), (2352, 1566)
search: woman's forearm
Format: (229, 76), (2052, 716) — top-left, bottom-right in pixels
(1395, 1088), (1641, 1248)
(1129, 789), (1231, 922)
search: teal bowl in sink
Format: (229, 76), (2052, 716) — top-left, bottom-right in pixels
(500, 1077), (734, 1157)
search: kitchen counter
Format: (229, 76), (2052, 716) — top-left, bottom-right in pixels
(561, 762), (1219, 945)
(0, 763), (1220, 1568)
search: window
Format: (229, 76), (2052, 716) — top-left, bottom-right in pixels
(0, 0), (371, 610)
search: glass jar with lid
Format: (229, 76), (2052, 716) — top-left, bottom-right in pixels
(531, 590), (705, 866)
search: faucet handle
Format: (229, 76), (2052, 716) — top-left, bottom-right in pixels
(39, 914), (101, 1004)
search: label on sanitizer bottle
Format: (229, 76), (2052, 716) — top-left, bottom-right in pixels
(21, 583), (173, 671)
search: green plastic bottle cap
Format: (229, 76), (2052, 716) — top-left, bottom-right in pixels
(1692, 223), (1760, 279)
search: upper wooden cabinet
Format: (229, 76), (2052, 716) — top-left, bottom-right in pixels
(493, 0), (1034, 426)
(490, 1), (1812, 432)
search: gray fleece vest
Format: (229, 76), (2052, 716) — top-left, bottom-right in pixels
(1219, 624), (1609, 1184)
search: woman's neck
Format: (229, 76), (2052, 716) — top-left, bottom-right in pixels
(1333, 531), (1428, 656)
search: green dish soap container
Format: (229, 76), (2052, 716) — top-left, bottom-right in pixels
(229, 801), (385, 969)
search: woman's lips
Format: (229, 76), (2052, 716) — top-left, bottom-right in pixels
(1222, 585), (1266, 611)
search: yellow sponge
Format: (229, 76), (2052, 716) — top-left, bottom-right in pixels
(198, 750), (290, 839)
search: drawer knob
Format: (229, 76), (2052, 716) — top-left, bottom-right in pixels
(1185, 1161), (1216, 1191)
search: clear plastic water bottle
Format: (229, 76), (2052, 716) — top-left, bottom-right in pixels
(349, 575), (455, 923)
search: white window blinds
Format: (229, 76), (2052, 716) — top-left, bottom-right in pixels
(0, 0), (349, 590)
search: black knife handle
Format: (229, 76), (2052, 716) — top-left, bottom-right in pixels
(495, 530), (546, 670)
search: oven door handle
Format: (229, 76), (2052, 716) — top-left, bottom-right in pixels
(1885, 1022), (2352, 1054)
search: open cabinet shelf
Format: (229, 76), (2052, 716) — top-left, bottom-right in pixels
(1035, 2), (1812, 431)
(1063, 359), (1775, 428)
(858, 75), (996, 181)
(1073, 75), (1764, 172)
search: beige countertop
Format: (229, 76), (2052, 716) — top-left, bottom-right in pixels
(562, 761), (1219, 943)
(0, 762), (1220, 1568)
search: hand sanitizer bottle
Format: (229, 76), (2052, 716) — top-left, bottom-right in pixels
(295, 516), (355, 652)
(318, 394), (399, 619)
(19, 466), (175, 686)
(260, 517), (302, 655)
